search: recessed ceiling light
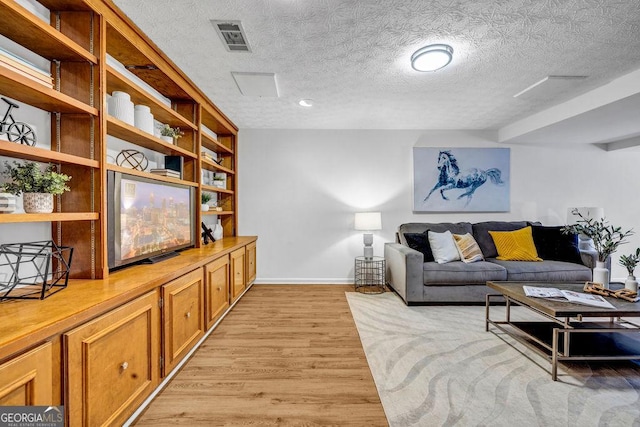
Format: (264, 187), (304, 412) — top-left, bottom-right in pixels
(299, 99), (313, 107)
(411, 44), (453, 72)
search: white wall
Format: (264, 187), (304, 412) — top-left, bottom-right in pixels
(238, 129), (640, 282)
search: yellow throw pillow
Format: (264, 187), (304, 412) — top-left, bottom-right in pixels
(453, 233), (484, 263)
(488, 226), (542, 261)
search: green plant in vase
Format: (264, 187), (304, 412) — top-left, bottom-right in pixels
(160, 124), (184, 143)
(201, 192), (212, 211)
(619, 248), (640, 292)
(2, 161), (71, 213)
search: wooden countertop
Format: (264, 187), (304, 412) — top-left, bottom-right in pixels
(0, 236), (257, 361)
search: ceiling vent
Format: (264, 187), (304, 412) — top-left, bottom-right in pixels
(211, 20), (251, 52)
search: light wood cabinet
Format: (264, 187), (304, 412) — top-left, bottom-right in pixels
(230, 247), (246, 302)
(161, 268), (205, 376)
(64, 291), (160, 426)
(0, 342), (52, 406)
(246, 241), (257, 286)
(204, 255), (230, 329)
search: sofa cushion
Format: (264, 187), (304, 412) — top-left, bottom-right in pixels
(403, 231), (434, 262)
(530, 225), (583, 265)
(487, 259), (592, 282)
(428, 231), (461, 264)
(472, 221), (528, 258)
(489, 226), (542, 261)
(398, 222), (473, 245)
(423, 261), (507, 285)
(453, 233), (484, 263)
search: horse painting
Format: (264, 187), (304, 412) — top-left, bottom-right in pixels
(423, 150), (504, 206)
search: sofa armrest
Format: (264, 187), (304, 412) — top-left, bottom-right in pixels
(384, 243), (423, 304)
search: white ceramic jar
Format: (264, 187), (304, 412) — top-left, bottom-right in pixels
(134, 105), (154, 135)
(108, 91), (135, 126)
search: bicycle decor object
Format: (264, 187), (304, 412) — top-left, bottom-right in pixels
(0, 97), (37, 146)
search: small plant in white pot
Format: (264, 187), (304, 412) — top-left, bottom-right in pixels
(2, 161), (71, 213)
(160, 124), (184, 144)
(619, 248), (640, 292)
(201, 192), (211, 212)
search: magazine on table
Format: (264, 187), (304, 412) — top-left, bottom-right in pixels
(522, 286), (616, 309)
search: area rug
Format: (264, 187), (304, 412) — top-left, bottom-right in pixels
(346, 292), (640, 427)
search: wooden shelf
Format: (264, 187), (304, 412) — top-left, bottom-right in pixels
(106, 116), (197, 159)
(107, 164), (198, 187)
(202, 158), (235, 175)
(201, 184), (233, 195)
(201, 103), (237, 136)
(0, 67), (98, 115)
(0, 212), (99, 224)
(202, 210), (234, 216)
(0, 140), (99, 168)
(201, 133), (233, 155)
(0, 1), (97, 63)
(107, 66), (196, 130)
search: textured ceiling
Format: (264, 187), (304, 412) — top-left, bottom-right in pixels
(112, 0), (640, 136)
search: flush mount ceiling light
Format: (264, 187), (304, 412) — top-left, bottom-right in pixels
(411, 44), (453, 72)
(298, 99), (313, 107)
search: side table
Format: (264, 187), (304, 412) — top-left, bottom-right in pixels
(354, 256), (385, 294)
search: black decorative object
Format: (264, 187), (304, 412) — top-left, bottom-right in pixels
(165, 155), (183, 178)
(0, 97), (36, 146)
(116, 149), (148, 171)
(201, 222), (215, 244)
(0, 240), (73, 300)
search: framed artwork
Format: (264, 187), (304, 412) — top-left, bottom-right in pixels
(413, 147), (510, 212)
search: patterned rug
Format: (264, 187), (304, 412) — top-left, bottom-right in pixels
(346, 292), (640, 427)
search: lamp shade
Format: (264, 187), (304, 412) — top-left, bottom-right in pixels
(566, 207), (604, 224)
(354, 212), (382, 231)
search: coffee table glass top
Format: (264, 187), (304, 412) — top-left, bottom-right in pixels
(487, 281), (640, 318)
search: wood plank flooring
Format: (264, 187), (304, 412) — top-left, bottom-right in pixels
(133, 285), (388, 426)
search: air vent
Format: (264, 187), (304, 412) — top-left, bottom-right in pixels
(211, 20), (251, 52)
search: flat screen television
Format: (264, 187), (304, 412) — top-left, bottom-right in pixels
(107, 170), (196, 269)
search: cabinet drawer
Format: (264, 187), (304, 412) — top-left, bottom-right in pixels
(0, 342), (52, 406)
(64, 291), (160, 427)
(162, 268), (205, 375)
(230, 247), (246, 302)
(246, 241), (256, 285)
(204, 255), (230, 330)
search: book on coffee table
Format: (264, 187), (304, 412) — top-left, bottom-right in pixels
(523, 286), (615, 309)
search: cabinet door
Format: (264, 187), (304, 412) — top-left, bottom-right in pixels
(162, 268), (205, 376)
(64, 291), (160, 427)
(0, 342), (52, 406)
(230, 247), (246, 302)
(204, 255), (230, 330)
(246, 241), (257, 286)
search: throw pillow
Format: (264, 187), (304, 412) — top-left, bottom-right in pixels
(530, 225), (582, 264)
(428, 230), (461, 264)
(453, 233), (484, 263)
(488, 226), (542, 261)
(403, 231), (434, 262)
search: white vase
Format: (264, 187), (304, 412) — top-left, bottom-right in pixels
(160, 135), (174, 144)
(593, 261), (610, 288)
(625, 275), (638, 293)
(23, 193), (53, 214)
(201, 204), (209, 212)
(108, 91), (135, 125)
(0, 193), (17, 213)
(134, 105), (154, 135)
(212, 219), (223, 240)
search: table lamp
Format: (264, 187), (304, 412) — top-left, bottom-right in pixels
(567, 207), (604, 250)
(354, 212), (382, 259)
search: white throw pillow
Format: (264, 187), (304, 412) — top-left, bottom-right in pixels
(428, 230), (461, 264)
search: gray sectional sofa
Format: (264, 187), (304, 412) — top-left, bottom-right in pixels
(385, 221), (596, 305)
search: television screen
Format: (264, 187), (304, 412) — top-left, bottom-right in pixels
(108, 171), (195, 269)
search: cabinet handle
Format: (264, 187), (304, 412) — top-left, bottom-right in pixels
(121, 361), (129, 370)
(185, 312), (191, 318)
(217, 287), (221, 291)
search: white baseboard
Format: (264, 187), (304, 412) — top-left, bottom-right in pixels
(253, 278), (354, 285)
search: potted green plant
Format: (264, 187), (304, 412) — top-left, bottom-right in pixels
(563, 208), (633, 287)
(619, 248), (640, 292)
(201, 192), (212, 212)
(2, 161), (71, 213)
(160, 124), (184, 144)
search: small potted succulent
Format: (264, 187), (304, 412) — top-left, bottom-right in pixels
(160, 124), (184, 144)
(619, 248), (640, 292)
(201, 192), (212, 212)
(2, 161), (71, 213)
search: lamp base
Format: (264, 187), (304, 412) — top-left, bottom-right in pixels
(363, 245), (373, 259)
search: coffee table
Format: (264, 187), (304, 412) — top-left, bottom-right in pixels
(485, 281), (640, 381)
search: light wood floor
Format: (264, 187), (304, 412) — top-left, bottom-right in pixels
(133, 285), (388, 426)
